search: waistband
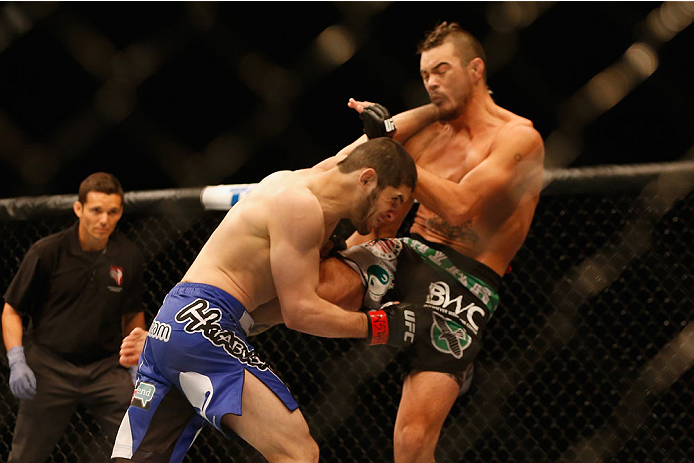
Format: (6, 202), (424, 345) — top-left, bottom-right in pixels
(408, 234), (502, 291)
(403, 236), (501, 315)
(170, 282), (255, 335)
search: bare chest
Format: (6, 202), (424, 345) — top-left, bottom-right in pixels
(408, 129), (493, 182)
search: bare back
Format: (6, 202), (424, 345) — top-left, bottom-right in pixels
(405, 107), (544, 276)
(182, 169), (324, 312)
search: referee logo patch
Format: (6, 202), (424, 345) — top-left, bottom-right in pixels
(109, 266), (123, 285)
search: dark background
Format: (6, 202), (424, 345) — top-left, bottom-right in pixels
(1, 1), (693, 199)
(1, 3), (693, 461)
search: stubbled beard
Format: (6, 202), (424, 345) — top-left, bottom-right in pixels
(433, 92), (469, 121)
(353, 188), (379, 235)
(438, 106), (459, 121)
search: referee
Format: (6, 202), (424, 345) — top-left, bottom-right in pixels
(2, 172), (146, 462)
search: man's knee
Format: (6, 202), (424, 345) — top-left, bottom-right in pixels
(303, 438), (320, 463)
(282, 429), (319, 463)
(289, 426), (319, 462)
(268, 434), (319, 463)
(393, 412), (444, 463)
(394, 420), (435, 451)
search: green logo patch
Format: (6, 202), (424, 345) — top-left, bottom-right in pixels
(366, 264), (391, 298)
(431, 312), (471, 359)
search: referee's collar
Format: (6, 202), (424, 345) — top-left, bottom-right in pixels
(67, 221), (109, 256)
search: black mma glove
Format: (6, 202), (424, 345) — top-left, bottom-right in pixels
(366, 302), (430, 348)
(360, 103), (397, 139)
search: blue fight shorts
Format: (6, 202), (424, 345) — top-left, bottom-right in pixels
(111, 282), (298, 462)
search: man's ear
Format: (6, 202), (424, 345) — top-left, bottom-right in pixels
(469, 57), (485, 83)
(358, 168), (377, 190)
(73, 201), (83, 218)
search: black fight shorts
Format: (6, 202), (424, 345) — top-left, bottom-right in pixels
(338, 236), (502, 378)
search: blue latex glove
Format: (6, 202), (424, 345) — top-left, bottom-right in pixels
(7, 346), (37, 400)
(128, 366), (138, 387)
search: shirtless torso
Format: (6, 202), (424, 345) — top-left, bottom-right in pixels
(182, 169), (332, 312)
(405, 107), (543, 276)
(331, 28), (545, 463)
(178, 141), (414, 339)
(114, 137), (419, 463)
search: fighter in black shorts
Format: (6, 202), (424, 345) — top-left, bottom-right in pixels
(336, 233), (501, 393)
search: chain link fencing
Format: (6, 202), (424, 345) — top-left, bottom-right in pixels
(1, 163), (692, 462)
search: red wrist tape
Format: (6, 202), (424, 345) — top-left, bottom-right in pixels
(368, 310), (389, 345)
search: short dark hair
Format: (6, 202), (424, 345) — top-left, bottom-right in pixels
(78, 172), (124, 203)
(337, 138), (417, 191)
(418, 21), (487, 82)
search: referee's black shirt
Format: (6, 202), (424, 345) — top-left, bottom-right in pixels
(4, 222), (144, 365)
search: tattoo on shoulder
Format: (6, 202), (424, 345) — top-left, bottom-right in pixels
(427, 217), (479, 244)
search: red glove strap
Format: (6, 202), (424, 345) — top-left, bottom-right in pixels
(368, 310), (389, 345)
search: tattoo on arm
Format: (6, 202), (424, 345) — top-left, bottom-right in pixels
(514, 153), (522, 162)
(426, 217), (479, 244)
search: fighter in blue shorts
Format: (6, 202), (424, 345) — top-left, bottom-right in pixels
(112, 283), (298, 462)
(112, 114), (441, 462)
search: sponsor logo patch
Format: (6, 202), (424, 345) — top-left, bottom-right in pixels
(364, 238), (402, 260)
(431, 312), (471, 359)
(366, 264), (392, 301)
(175, 299), (269, 371)
(425, 281), (485, 335)
(148, 320), (171, 342)
(131, 381), (156, 410)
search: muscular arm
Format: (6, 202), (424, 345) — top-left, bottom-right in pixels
(341, 101), (437, 243)
(249, 256), (365, 336)
(314, 100), (440, 174)
(390, 103), (440, 145)
(347, 99), (439, 146)
(269, 191), (368, 338)
(415, 124), (544, 226)
(2, 303), (24, 351)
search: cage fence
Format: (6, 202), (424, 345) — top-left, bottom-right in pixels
(0, 162), (692, 462)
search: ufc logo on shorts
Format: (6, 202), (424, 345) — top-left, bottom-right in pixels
(404, 309), (415, 343)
